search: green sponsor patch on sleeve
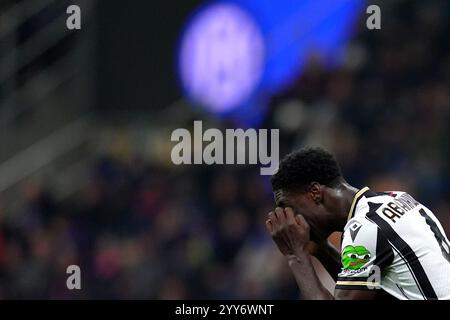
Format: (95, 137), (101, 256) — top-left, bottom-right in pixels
(342, 245), (372, 270)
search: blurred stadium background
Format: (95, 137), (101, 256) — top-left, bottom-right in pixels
(0, 0), (449, 298)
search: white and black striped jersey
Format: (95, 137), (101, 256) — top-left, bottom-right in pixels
(336, 187), (450, 300)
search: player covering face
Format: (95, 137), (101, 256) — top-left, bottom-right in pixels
(266, 147), (450, 300)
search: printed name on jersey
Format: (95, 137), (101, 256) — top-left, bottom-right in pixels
(381, 193), (419, 223)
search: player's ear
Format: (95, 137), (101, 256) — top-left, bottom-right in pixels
(308, 182), (322, 204)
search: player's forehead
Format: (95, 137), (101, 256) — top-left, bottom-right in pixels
(273, 188), (309, 207)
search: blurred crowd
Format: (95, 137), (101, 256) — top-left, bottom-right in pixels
(0, 159), (296, 299)
(0, 0), (449, 298)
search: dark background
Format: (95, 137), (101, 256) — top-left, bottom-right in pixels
(96, 0), (202, 111)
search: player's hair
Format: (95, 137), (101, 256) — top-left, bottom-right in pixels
(271, 147), (344, 192)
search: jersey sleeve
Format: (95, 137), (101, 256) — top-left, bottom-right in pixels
(336, 219), (394, 291)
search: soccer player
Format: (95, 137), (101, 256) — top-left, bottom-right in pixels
(266, 147), (450, 300)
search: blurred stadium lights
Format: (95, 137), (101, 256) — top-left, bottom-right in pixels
(179, 3), (265, 114)
(178, 0), (365, 124)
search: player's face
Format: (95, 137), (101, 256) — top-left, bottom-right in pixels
(274, 189), (330, 240)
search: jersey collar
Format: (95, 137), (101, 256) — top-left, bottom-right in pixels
(346, 186), (370, 222)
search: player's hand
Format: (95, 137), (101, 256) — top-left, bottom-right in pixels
(266, 207), (311, 257)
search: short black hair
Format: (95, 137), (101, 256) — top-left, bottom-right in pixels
(271, 147), (343, 192)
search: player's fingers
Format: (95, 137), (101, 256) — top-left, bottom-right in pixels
(284, 207), (296, 224)
(265, 219), (273, 234)
(267, 211), (279, 230)
(295, 214), (310, 232)
(274, 207), (286, 226)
